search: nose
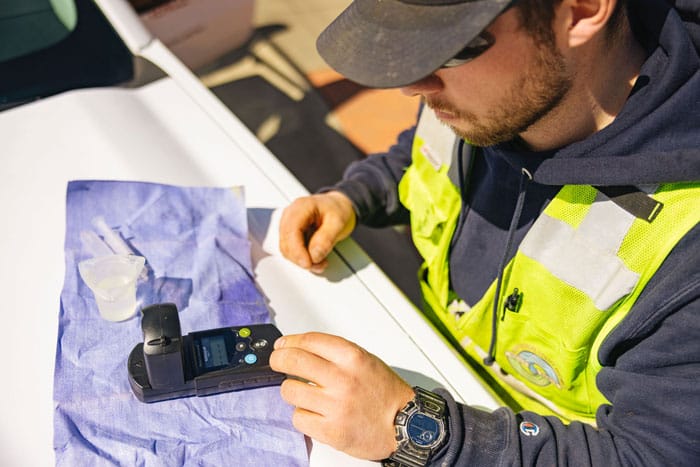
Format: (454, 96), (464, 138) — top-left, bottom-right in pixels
(400, 73), (443, 97)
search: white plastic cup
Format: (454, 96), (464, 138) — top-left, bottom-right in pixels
(78, 254), (145, 321)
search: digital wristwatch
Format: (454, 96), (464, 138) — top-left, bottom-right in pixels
(383, 387), (449, 467)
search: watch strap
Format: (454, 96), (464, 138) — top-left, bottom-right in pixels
(413, 387), (446, 419)
(384, 444), (431, 467)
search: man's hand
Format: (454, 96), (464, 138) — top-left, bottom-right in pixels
(279, 191), (356, 273)
(270, 332), (415, 460)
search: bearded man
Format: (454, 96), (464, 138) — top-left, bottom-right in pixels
(270, 0), (700, 465)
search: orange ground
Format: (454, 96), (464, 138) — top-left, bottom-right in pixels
(307, 68), (421, 155)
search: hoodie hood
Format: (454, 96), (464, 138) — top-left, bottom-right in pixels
(493, 0), (700, 187)
(671, 0), (700, 51)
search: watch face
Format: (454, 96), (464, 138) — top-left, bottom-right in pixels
(407, 413), (441, 447)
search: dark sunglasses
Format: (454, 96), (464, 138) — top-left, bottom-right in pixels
(441, 31), (495, 68)
(441, 0), (518, 68)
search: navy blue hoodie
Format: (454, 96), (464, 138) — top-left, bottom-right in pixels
(330, 0), (700, 465)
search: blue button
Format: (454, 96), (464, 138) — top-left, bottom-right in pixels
(244, 353), (257, 365)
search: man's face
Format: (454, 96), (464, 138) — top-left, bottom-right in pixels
(401, 7), (573, 147)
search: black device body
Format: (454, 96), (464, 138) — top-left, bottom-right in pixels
(128, 303), (285, 403)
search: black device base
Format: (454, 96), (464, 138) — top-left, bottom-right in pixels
(127, 303), (286, 403)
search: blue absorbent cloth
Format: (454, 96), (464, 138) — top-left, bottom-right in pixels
(54, 180), (308, 466)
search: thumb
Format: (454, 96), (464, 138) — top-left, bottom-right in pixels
(307, 216), (347, 264)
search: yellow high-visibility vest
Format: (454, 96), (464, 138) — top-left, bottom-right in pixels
(399, 108), (700, 423)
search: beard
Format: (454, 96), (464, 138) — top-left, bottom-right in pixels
(426, 39), (572, 147)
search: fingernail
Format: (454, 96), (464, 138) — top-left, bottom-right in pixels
(293, 253), (310, 268)
(274, 337), (286, 349)
(311, 247), (328, 264)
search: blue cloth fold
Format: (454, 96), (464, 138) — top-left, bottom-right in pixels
(54, 180), (308, 466)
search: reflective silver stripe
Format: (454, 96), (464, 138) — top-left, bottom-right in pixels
(415, 106), (459, 171)
(578, 190), (637, 254)
(519, 195), (640, 310)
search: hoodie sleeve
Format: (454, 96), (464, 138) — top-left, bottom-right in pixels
(429, 226), (700, 467)
(320, 125), (415, 227)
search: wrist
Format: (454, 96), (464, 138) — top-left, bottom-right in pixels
(326, 190), (358, 232)
(324, 181), (367, 222)
(383, 385), (417, 456)
(383, 387), (450, 467)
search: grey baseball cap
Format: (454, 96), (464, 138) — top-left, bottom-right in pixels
(317, 0), (513, 88)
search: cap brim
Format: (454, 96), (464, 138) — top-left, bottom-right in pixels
(317, 0), (512, 88)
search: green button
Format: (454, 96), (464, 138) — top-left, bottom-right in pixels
(239, 327), (251, 338)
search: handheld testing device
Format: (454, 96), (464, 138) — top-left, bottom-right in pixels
(128, 303), (285, 402)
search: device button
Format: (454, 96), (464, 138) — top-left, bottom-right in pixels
(239, 327), (251, 338)
(244, 353), (258, 365)
(251, 339), (268, 350)
(236, 342), (247, 352)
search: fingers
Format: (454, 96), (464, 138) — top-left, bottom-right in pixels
(290, 406), (355, 454)
(278, 192), (356, 272)
(305, 209), (350, 263)
(271, 333), (374, 392)
(279, 378), (330, 416)
(270, 336), (344, 388)
(271, 332), (415, 460)
(279, 200), (316, 269)
(274, 332), (345, 354)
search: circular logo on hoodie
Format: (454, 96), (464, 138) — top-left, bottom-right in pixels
(520, 421), (540, 437)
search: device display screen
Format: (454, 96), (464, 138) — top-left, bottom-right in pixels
(191, 329), (239, 375)
(200, 336), (229, 368)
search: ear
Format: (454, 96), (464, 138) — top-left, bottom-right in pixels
(563, 0), (617, 47)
